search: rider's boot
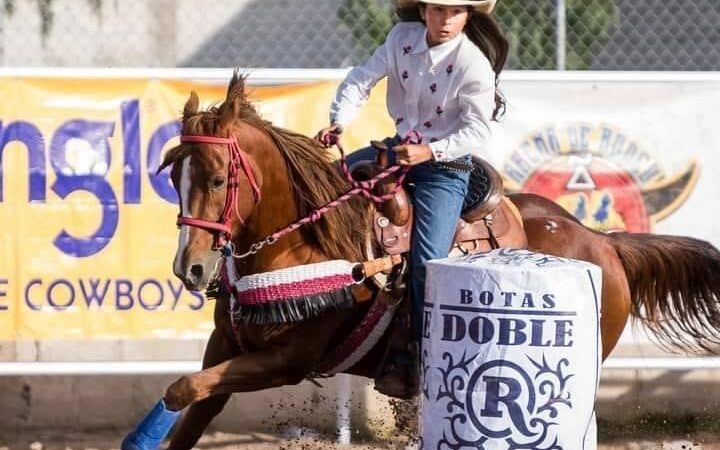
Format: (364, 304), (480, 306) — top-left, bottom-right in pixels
(374, 295), (419, 399)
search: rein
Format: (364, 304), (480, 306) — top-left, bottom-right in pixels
(226, 132), (419, 260)
(177, 134), (261, 250)
(177, 131), (420, 260)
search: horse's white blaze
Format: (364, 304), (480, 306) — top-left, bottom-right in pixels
(174, 155), (193, 276)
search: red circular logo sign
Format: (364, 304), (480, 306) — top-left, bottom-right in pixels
(522, 156), (650, 232)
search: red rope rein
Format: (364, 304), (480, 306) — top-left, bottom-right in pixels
(228, 132), (420, 259)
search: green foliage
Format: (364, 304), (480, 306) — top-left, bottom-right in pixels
(338, 0), (396, 60)
(496, 0), (617, 69)
(564, 0), (617, 69)
(338, 0), (618, 70)
(36, 0), (54, 38)
(496, 1), (555, 69)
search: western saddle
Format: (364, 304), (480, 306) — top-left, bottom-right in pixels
(352, 144), (527, 261)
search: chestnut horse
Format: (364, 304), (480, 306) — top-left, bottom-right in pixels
(124, 74), (720, 450)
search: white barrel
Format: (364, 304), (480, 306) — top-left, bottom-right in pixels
(420, 248), (602, 450)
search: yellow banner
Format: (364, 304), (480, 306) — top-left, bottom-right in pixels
(0, 77), (393, 339)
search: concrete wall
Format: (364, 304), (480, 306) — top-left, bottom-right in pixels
(3, 337), (720, 437)
(0, 338), (397, 438)
(0, 372), (395, 438)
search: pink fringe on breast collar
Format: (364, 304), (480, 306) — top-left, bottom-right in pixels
(217, 258), (363, 324)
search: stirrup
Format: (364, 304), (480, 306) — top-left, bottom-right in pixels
(374, 345), (419, 399)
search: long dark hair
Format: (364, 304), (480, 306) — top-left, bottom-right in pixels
(396, 5), (509, 120)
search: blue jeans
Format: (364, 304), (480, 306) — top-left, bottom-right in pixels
(346, 140), (470, 341)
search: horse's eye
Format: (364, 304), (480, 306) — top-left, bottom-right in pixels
(211, 176), (226, 189)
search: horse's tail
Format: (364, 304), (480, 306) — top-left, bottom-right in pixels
(610, 232), (720, 353)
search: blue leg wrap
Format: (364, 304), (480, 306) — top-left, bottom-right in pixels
(121, 399), (181, 450)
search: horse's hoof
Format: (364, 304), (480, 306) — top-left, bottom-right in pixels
(121, 431), (164, 450)
(120, 434), (144, 450)
(121, 399), (181, 450)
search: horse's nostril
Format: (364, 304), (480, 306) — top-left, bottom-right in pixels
(190, 264), (204, 278)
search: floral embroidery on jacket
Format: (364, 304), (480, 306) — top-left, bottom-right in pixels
(446, 64), (454, 75)
(436, 106), (444, 115)
(402, 70), (409, 80)
(430, 83), (437, 93)
(403, 45), (412, 55)
(424, 121), (432, 128)
(395, 117), (405, 125)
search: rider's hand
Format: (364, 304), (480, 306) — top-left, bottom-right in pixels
(315, 124), (343, 147)
(394, 144), (434, 166)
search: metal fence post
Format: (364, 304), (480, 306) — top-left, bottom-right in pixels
(336, 373), (352, 445)
(556, 0), (567, 70)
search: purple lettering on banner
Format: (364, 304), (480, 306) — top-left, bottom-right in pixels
(545, 126), (561, 153)
(502, 291), (515, 307)
(167, 279), (184, 310)
(542, 293), (556, 308)
(498, 318), (527, 346)
(422, 310), (432, 339)
(579, 124), (591, 152)
(138, 279), (163, 310)
(122, 100), (142, 204)
(0, 278), (8, 311)
(478, 291), (493, 306)
(520, 293), (535, 308)
(468, 316), (493, 344)
(598, 126), (613, 153)
(147, 121), (181, 204)
(47, 279), (75, 310)
(529, 319), (553, 347)
(79, 279), (111, 308)
(442, 313), (465, 342)
(0, 121), (47, 202)
(554, 319), (574, 347)
(187, 290), (205, 311)
(480, 375), (525, 423)
(115, 279), (134, 310)
(24, 279), (42, 311)
(50, 119), (118, 257)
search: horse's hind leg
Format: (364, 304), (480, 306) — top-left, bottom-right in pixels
(167, 329), (237, 450)
(523, 216), (631, 360)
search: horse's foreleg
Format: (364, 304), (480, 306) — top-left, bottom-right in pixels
(124, 309), (349, 450)
(163, 349), (306, 411)
(122, 327), (241, 450)
(167, 329), (238, 450)
(167, 394), (230, 450)
(164, 315), (349, 413)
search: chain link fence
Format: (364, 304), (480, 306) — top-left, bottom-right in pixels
(0, 0), (719, 70)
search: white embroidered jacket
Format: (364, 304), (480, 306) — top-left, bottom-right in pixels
(330, 22), (496, 162)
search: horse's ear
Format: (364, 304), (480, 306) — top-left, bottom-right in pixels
(219, 96), (241, 128)
(183, 91), (199, 121)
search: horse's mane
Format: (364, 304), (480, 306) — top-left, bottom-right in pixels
(165, 71), (368, 262)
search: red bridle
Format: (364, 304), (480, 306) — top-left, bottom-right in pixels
(176, 134), (261, 250)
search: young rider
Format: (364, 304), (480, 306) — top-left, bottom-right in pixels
(316, 0), (508, 396)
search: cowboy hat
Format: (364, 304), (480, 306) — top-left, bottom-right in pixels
(394, 0), (497, 15)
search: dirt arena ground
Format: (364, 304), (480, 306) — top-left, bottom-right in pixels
(1, 430), (720, 450)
